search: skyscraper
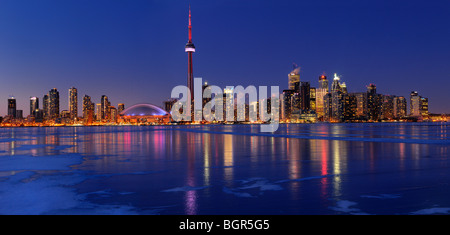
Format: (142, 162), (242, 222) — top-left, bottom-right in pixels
(48, 88), (60, 120)
(83, 95), (94, 125)
(110, 106), (118, 123)
(69, 87), (78, 121)
(316, 75), (329, 119)
(288, 65), (300, 91)
(318, 74), (329, 92)
(30, 97), (39, 117)
(323, 93), (333, 122)
(101, 95), (110, 121)
(381, 95), (395, 120)
(341, 82), (348, 94)
(291, 92), (301, 119)
(420, 97), (429, 119)
(310, 87), (316, 112)
(118, 103), (125, 114)
(367, 84), (380, 121)
(185, 6), (195, 103)
(410, 91), (420, 117)
(393, 96), (407, 118)
(43, 94), (49, 120)
(223, 88), (234, 122)
(331, 73), (341, 93)
(281, 89), (294, 121)
(7, 97), (16, 118)
(331, 74), (344, 122)
(300, 81), (311, 111)
(96, 103), (102, 121)
(353, 92), (368, 118)
(344, 94), (357, 121)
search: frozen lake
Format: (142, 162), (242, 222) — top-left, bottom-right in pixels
(0, 123), (450, 215)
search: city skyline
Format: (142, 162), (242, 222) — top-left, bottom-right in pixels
(0, 0), (449, 116)
(1, 0), (450, 218)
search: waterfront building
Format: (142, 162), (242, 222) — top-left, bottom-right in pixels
(96, 103), (102, 121)
(331, 73), (341, 93)
(319, 74), (329, 92)
(323, 93), (333, 122)
(69, 87), (78, 121)
(48, 88), (60, 120)
(7, 97), (16, 118)
(281, 89), (294, 121)
(118, 103), (125, 114)
(331, 74), (344, 122)
(202, 82), (212, 112)
(341, 82), (348, 94)
(101, 95), (110, 121)
(291, 92), (301, 120)
(353, 92), (368, 119)
(59, 110), (69, 124)
(381, 95), (395, 120)
(259, 97), (272, 122)
(30, 97), (39, 117)
(310, 87), (316, 112)
(315, 89), (327, 119)
(110, 106), (118, 123)
(316, 75), (328, 120)
(410, 91), (421, 117)
(223, 87), (234, 122)
(344, 94), (357, 121)
(367, 84), (380, 121)
(393, 96), (407, 118)
(288, 65), (300, 91)
(83, 95), (95, 125)
(300, 81), (310, 111)
(248, 101), (258, 122)
(43, 94), (49, 120)
(331, 91), (344, 122)
(420, 97), (429, 119)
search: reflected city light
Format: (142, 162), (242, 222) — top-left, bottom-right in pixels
(223, 134), (234, 183)
(0, 123), (449, 215)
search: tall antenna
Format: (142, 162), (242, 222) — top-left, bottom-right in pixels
(188, 5), (192, 43)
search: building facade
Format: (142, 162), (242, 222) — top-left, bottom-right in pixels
(69, 87), (78, 121)
(30, 97), (39, 117)
(410, 91), (421, 117)
(48, 88), (60, 120)
(8, 97), (16, 118)
(83, 95), (95, 125)
(288, 66), (300, 91)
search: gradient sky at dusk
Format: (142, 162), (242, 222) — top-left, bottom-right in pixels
(0, 0), (449, 116)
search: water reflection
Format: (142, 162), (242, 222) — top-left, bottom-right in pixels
(223, 134), (234, 184)
(332, 140), (343, 197)
(320, 139), (329, 202)
(0, 123), (449, 214)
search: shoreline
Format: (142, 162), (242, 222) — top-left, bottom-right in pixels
(0, 120), (448, 129)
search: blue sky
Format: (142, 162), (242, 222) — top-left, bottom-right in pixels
(0, 0), (449, 116)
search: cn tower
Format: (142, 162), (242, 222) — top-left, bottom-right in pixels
(185, 5), (195, 103)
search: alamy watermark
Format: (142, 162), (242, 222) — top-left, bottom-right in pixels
(170, 77), (280, 132)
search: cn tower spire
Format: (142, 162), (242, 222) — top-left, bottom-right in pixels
(189, 5), (192, 43)
(185, 5), (196, 104)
